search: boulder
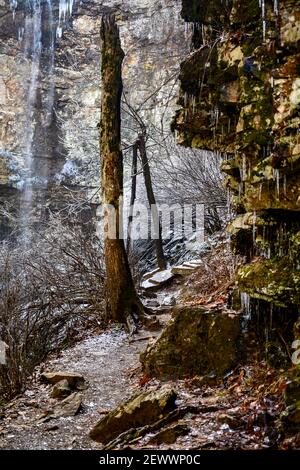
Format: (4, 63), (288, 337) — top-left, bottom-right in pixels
(89, 385), (177, 444)
(41, 371), (86, 390)
(140, 306), (240, 379)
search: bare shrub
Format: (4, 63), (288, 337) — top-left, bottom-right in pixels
(0, 215), (104, 401)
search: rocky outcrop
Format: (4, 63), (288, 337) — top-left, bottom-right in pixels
(172, 0), (300, 357)
(89, 385), (177, 444)
(141, 306), (240, 379)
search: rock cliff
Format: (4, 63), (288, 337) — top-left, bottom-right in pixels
(172, 0), (300, 354)
(0, 0), (187, 236)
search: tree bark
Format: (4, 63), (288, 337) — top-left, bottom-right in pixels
(126, 142), (138, 254)
(138, 134), (167, 270)
(100, 15), (144, 326)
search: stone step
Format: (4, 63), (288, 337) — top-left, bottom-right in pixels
(171, 265), (195, 275)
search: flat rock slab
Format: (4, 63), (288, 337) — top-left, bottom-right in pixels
(142, 268), (161, 281)
(171, 265), (195, 275)
(41, 371), (86, 390)
(89, 385), (177, 444)
(141, 269), (174, 290)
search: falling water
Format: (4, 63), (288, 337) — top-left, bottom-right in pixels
(43, 0), (55, 127)
(10, 0), (76, 243)
(21, 0), (42, 243)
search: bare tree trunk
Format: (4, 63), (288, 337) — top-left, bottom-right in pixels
(138, 134), (167, 270)
(126, 142), (138, 254)
(100, 15), (144, 327)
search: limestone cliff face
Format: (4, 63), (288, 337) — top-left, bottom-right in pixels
(173, 0), (300, 316)
(0, 0), (187, 234)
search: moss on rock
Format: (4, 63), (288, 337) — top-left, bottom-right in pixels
(140, 306), (240, 380)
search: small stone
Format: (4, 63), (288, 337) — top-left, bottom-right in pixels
(192, 374), (218, 387)
(44, 424), (59, 432)
(50, 379), (72, 399)
(52, 392), (82, 418)
(217, 413), (240, 429)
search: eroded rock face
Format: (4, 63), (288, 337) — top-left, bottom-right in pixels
(89, 385), (177, 444)
(0, 0), (188, 235)
(172, 1), (300, 321)
(140, 306), (240, 379)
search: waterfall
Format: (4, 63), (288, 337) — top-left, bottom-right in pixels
(21, 0), (42, 243)
(43, 0), (56, 128)
(8, 0), (76, 243)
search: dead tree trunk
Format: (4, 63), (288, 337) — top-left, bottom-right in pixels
(138, 133), (167, 270)
(100, 15), (144, 327)
(126, 142), (138, 254)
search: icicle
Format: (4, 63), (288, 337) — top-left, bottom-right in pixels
(262, 0), (266, 41)
(270, 304), (273, 330)
(259, 183), (262, 200)
(283, 174), (287, 196)
(9, 0), (18, 20)
(273, 169), (280, 197)
(57, 0), (75, 39)
(18, 26), (24, 42)
(241, 292), (251, 331)
(274, 0), (279, 15)
(184, 92), (188, 107)
(192, 96), (196, 114)
(184, 22), (189, 39)
(252, 211), (257, 246)
(242, 155), (247, 180)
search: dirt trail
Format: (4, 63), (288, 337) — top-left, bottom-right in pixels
(0, 275), (286, 450)
(0, 328), (150, 450)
